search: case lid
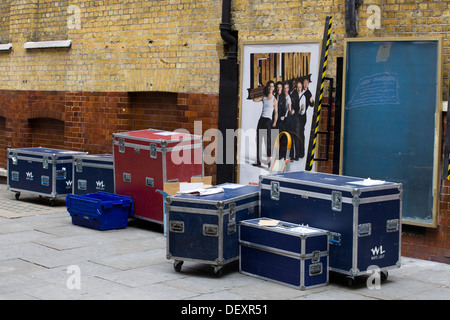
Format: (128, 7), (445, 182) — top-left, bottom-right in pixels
(261, 171), (401, 192)
(242, 218), (328, 237)
(169, 184), (259, 205)
(74, 154), (113, 161)
(114, 129), (201, 143)
(9, 147), (86, 156)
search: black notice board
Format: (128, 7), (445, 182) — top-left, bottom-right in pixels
(341, 38), (442, 227)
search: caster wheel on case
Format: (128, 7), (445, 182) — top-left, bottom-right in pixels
(174, 260), (183, 272)
(346, 276), (355, 287)
(15, 192), (20, 200)
(381, 270), (388, 282)
(50, 199), (56, 207)
(213, 266), (223, 278)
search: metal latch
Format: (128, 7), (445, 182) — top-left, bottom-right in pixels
(12, 153), (18, 165)
(229, 203), (236, 222)
(75, 159), (83, 172)
(169, 221), (184, 233)
(228, 203), (237, 232)
(312, 250), (321, 263)
(270, 181), (280, 201)
(227, 221), (236, 234)
(43, 156), (49, 169)
(118, 138), (125, 153)
(150, 143), (157, 159)
(331, 190), (342, 212)
(203, 224), (218, 237)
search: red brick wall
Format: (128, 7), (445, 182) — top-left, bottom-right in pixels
(0, 116), (6, 169)
(0, 89), (218, 182)
(316, 96), (335, 175)
(28, 118), (65, 149)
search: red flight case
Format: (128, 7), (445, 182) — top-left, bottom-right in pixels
(113, 129), (204, 224)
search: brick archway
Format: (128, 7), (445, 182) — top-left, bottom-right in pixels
(28, 117), (65, 150)
(28, 110), (65, 122)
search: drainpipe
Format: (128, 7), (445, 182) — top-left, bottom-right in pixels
(345, 0), (363, 37)
(217, 0), (239, 184)
(220, 0), (238, 59)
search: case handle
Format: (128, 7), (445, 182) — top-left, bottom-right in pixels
(386, 219), (399, 232)
(169, 221), (184, 233)
(358, 223), (372, 237)
(329, 232), (341, 245)
(203, 224), (218, 237)
(123, 173), (131, 183)
(309, 263), (323, 276)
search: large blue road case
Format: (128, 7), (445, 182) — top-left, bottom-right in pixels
(260, 171), (402, 284)
(166, 184), (259, 276)
(72, 154), (114, 195)
(7, 147), (87, 205)
(239, 217), (329, 290)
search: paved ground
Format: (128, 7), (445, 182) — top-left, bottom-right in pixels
(0, 183), (449, 304)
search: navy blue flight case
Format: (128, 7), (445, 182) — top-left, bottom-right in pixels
(7, 147), (87, 205)
(260, 171), (402, 284)
(72, 154), (114, 195)
(166, 184), (259, 276)
(239, 217), (329, 290)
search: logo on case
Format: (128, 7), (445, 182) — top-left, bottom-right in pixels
(96, 181), (105, 190)
(26, 172), (34, 180)
(370, 245), (386, 260)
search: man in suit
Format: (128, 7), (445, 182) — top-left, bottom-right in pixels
(298, 75), (314, 159)
(289, 80), (304, 160)
(302, 74), (314, 114)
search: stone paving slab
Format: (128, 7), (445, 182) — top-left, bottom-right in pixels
(0, 186), (66, 218)
(0, 184), (449, 303)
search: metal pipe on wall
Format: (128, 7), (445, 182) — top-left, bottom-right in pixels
(217, 0), (239, 184)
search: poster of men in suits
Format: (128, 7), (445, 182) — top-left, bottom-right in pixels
(238, 42), (320, 185)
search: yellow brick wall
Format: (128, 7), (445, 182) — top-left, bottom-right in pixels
(0, 0), (448, 98)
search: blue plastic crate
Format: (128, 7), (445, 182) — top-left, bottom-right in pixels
(66, 191), (134, 231)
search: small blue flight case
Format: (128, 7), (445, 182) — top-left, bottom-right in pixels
(239, 217), (329, 290)
(166, 184), (259, 276)
(260, 171), (402, 285)
(7, 147), (87, 205)
(72, 154), (114, 195)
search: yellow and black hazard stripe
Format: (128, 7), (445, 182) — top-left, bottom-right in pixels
(448, 153), (450, 180)
(306, 16), (332, 171)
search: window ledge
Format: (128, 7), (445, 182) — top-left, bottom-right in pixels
(0, 43), (12, 51)
(24, 40), (72, 49)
